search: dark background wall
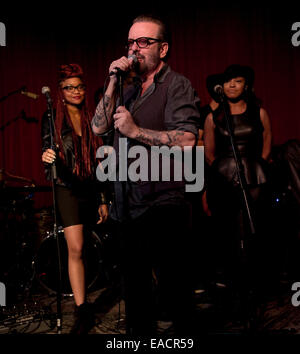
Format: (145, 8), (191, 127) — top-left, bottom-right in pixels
(1, 3), (299, 208)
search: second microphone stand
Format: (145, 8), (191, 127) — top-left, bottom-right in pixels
(218, 94), (256, 242)
(217, 93), (257, 331)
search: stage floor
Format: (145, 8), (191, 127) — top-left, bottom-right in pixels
(1, 276), (299, 336)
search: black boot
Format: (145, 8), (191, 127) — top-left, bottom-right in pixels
(70, 302), (95, 335)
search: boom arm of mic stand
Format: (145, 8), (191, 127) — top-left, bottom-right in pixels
(0, 86), (26, 103)
(218, 95), (256, 244)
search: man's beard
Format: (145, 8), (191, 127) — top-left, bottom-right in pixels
(134, 53), (160, 77)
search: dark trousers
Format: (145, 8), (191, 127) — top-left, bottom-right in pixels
(120, 203), (195, 335)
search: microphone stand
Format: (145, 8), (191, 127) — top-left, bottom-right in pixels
(218, 93), (256, 241)
(116, 72), (133, 335)
(119, 74), (124, 107)
(45, 97), (63, 334)
(217, 93), (257, 331)
(115, 73), (130, 222)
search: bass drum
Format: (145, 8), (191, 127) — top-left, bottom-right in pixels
(33, 227), (104, 296)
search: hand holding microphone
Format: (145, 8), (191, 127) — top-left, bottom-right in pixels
(103, 55), (138, 136)
(109, 54), (137, 77)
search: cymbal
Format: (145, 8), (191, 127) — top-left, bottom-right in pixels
(0, 168), (34, 185)
(2, 185), (52, 193)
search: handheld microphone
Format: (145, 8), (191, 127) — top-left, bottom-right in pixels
(21, 90), (39, 100)
(41, 86), (52, 104)
(109, 54), (138, 77)
(214, 84), (223, 95)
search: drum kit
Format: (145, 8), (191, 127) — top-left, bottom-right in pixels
(0, 90), (120, 333)
(33, 227), (105, 296)
(0, 168), (115, 304)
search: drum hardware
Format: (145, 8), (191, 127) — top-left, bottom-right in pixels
(0, 302), (56, 334)
(0, 221), (118, 333)
(0, 187), (39, 304)
(0, 168), (35, 187)
(2, 185), (52, 193)
(32, 227), (105, 297)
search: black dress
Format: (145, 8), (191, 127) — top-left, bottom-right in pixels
(41, 112), (104, 228)
(206, 104), (271, 290)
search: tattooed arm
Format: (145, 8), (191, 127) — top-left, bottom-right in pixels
(92, 56), (135, 135)
(135, 128), (195, 148)
(92, 80), (117, 135)
(113, 106), (196, 148)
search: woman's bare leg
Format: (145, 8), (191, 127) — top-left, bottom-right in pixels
(64, 224), (85, 306)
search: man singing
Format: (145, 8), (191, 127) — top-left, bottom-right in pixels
(92, 14), (200, 335)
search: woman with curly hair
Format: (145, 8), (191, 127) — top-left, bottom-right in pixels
(41, 64), (108, 334)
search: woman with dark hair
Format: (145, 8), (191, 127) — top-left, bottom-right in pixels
(203, 64), (272, 323)
(41, 64), (108, 334)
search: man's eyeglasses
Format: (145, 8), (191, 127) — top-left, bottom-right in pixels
(62, 84), (86, 93)
(126, 37), (162, 49)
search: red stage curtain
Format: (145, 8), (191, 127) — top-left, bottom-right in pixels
(1, 5), (299, 208)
